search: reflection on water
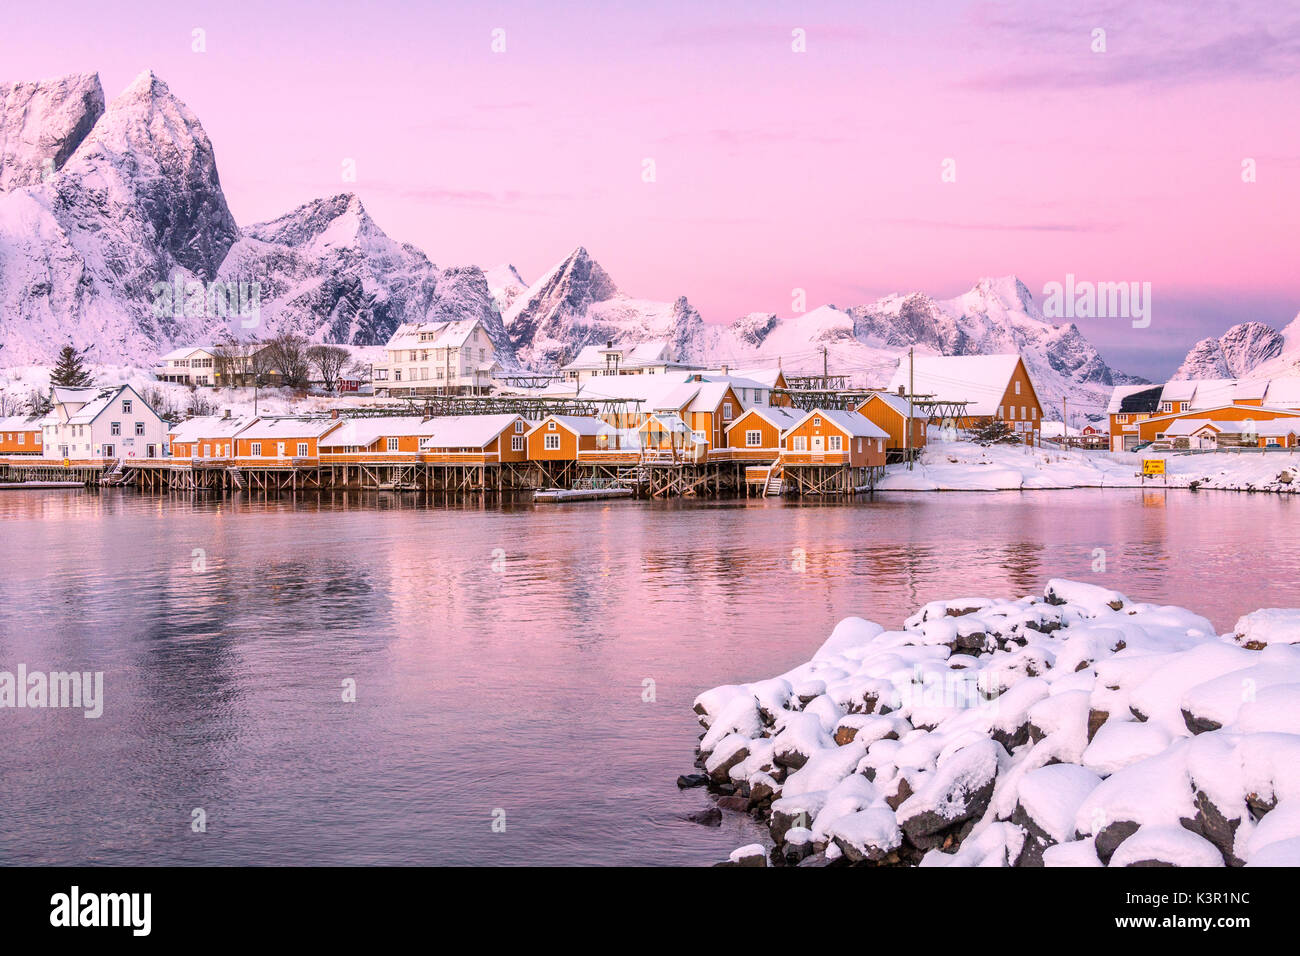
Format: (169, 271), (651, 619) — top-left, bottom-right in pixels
(0, 487), (1295, 865)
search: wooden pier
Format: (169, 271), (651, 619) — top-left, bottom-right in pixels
(0, 454), (883, 500)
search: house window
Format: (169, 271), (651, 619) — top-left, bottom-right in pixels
(297, 443), (309, 457)
(122, 400), (133, 413)
(111, 422), (121, 435)
(251, 442), (262, 456)
(1014, 381), (1021, 395)
(548, 421), (557, 430)
(999, 406), (1005, 418)
(515, 421), (524, 433)
(135, 422), (145, 436)
(745, 430), (762, 447)
(1160, 402), (1171, 413)
(1032, 408), (1038, 420)
(544, 434), (561, 450)
(1117, 413), (1128, 423)
(512, 435), (524, 452)
(812, 416), (821, 426)
(723, 403), (733, 420)
(1007, 406), (1015, 420)
(1021, 406), (1027, 419)
(387, 438), (400, 451)
(828, 435), (843, 451)
(857, 438), (863, 452)
(791, 436), (807, 451)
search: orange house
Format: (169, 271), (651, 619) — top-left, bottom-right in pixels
(233, 417), (344, 463)
(419, 414), (530, 463)
(889, 354), (1043, 443)
(169, 414), (258, 459)
(526, 415), (612, 461)
(722, 405), (803, 459)
(781, 408), (888, 467)
(1138, 405), (1300, 444)
(855, 391), (927, 454)
(318, 416), (430, 459)
(0, 415), (44, 455)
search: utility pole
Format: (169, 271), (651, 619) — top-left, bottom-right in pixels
(1062, 396), (1067, 449)
(907, 348), (915, 470)
(821, 345), (829, 386)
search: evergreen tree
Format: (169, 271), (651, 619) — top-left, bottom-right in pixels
(49, 345), (94, 387)
(972, 418), (1017, 446)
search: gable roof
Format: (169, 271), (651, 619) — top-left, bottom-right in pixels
(59, 385), (161, 427)
(169, 415), (258, 442)
(239, 417), (343, 440)
(786, 408), (889, 439)
(1160, 418), (1220, 437)
(528, 415), (609, 437)
(420, 414), (522, 448)
(561, 340), (680, 371)
(0, 415), (44, 431)
(318, 416), (429, 448)
(724, 405), (803, 432)
(858, 390), (925, 419)
(159, 345), (218, 361)
(385, 319), (482, 351)
(885, 354), (1028, 417)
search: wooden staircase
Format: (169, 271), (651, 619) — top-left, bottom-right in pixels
(227, 466), (245, 490)
(762, 461), (784, 497)
(99, 459), (125, 486)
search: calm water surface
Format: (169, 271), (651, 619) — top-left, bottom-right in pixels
(1, 487), (1297, 865)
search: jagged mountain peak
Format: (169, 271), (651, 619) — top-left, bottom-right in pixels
(0, 71), (104, 192)
(243, 192), (394, 256)
(1172, 321), (1287, 380)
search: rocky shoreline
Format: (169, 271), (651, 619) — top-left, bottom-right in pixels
(687, 579), (1300, 867)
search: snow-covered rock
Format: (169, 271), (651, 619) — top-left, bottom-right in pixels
(689, 579), (1300, 867)
(0, 72), (104, 192)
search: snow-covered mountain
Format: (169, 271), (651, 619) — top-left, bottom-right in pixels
(501, 252), (1141, 415)
(1171, 321), (1288, 380)
(0, 70), (519, 367)
(0, 72), (104, 191)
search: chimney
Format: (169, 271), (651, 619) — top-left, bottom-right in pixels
(897, 385), (905, 397)
(721, 364), (729, 375)
(223, 408), (231, 419)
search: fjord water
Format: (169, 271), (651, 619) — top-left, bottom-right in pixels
(1, 488), (1296, 866)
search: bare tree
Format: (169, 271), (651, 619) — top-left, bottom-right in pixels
(307, 344), (351, 393)
(265, 334), (312, 390)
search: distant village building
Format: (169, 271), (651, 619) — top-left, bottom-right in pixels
(42, 385), (168, 461)
(560, 340), (695, 384)
(155, 346), (221, 385)
(168, 414), (259, 459)
(0, 415), (44, 455)
(887, 354), (1043, 444)
(1107, 378), (1300, 452)
(854, 390), (928, 458)
(371, 320), (497, 397)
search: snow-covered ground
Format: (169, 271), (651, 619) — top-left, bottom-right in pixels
(878, 440), (1300, 493)
(0, 363), (384, 419)
(693, 579), (1300, 867)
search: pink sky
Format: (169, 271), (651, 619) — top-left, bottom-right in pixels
(4, 0), (1299, 376)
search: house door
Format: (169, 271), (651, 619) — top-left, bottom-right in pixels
(147, 444), (157, 458)
(102, 444), (115, 458)
(812, 436), (824, 453)
(277, 442), (286, 458)
(203, 444), (210, 458)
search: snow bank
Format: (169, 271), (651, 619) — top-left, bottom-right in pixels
(877, 440), (1300, 495)
(689, 579), (1300, 867)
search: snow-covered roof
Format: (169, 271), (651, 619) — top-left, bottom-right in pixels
(318, 416), (429, 448)
(63, 385), (148, 425)
(528, 415), (609, 437)
(158, 345), (218, 361)
(1160, 418), (1220, 437)
(575, 374), (690, 404)
(51, 385), (104, 407)
(1107, 384), (1161, 415)
(561, 340), (680, 371)
(720, 367), (785, 389)
(724, 405), (803, 432)
(0, 415), (43, 431)
(384, 319), (481, 351)
(786, 408), (889, 439)
(239, 417), (343, 439)
(684, 381), (736, 413)
(859, 390), (925, 419)
(1262, 379), (1300, 408)
(169, 415), (258, 442)
(885, 354), (1027, 417)
(420, 414), (521, 448)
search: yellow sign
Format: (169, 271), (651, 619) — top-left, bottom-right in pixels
(1142, 458), (1166, 476)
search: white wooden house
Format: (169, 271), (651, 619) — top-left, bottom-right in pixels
(42, 385), (169, 461)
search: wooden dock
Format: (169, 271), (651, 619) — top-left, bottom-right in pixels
(0, 454), (883, 500)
